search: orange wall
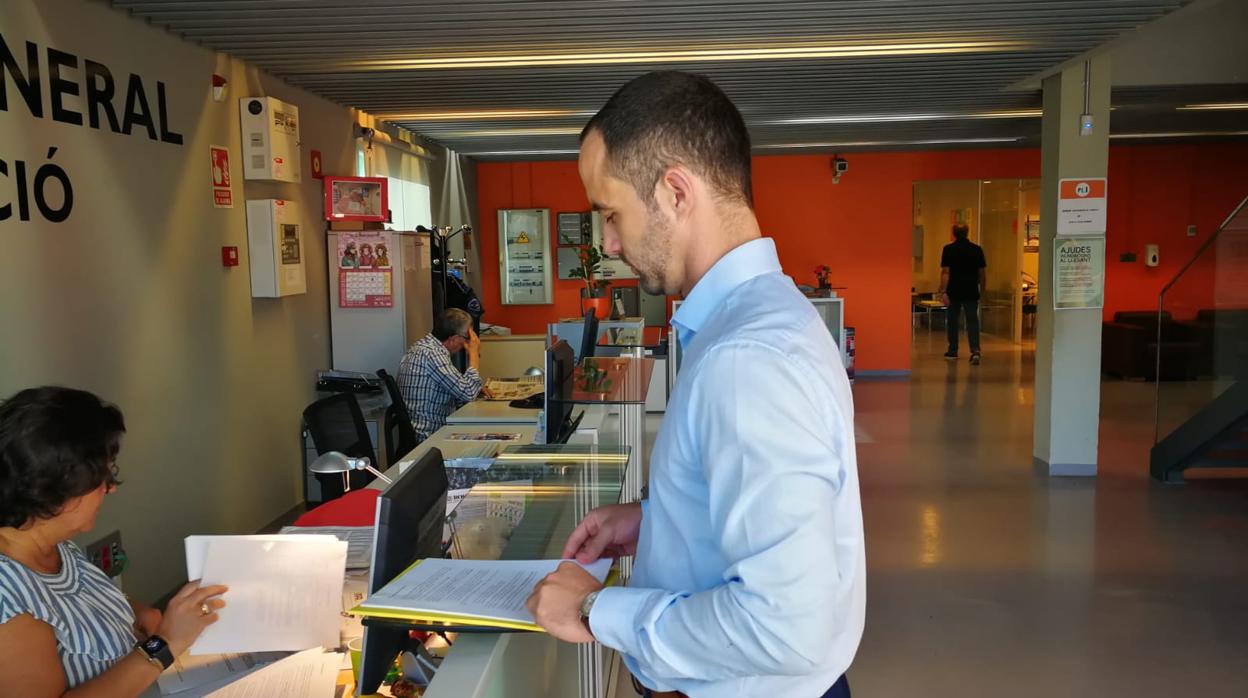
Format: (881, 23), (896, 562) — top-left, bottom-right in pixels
(477, 143), (1248, 371)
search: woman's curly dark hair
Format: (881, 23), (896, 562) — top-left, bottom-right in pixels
(0, 386), (125, 528)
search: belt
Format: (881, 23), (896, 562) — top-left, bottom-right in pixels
(633, 675), (686, 698)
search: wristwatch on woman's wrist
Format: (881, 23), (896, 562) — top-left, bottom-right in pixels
(135, 635), (175, 671)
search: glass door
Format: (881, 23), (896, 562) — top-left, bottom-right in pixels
(978, 180), (1022, 340)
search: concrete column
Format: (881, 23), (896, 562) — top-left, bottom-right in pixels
(1033, 56), (1111, 477)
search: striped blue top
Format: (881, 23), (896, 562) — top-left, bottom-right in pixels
(0, 541), (136, 688)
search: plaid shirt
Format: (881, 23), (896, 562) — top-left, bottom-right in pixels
(397, 334), (483, 442)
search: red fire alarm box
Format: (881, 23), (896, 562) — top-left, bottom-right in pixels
(222, 246), (239, 267)
(324, 176), (387, 222)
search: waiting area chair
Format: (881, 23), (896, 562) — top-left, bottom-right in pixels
(302, 392), (378, 504)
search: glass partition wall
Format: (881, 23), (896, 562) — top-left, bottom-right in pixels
(912, 178), (1040, 345)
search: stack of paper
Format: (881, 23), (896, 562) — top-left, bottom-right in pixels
(157, 652), (287, 696)
(278, 525), (374, 570)
(351, 558), (612, 631)
(203, 648), (340, 698)
(184, 535), (348, 655)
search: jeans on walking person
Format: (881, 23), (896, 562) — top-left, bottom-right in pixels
(946, 297), (980, 356)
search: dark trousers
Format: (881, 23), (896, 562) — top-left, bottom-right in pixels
(639, 674), (849, 698)
(946, 297), (981, 354)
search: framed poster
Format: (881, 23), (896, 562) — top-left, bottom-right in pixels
(324, 176), (388, 222)
(337, 230), (394, 308)
(1054, 236), (1105, 310)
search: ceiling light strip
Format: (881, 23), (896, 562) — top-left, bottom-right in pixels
(1176, 103), (1248, 111)
(341, 40), (1025, 71)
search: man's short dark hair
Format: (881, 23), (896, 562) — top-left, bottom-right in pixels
(581, 71), (753, 208)
(432, 308), (472, 342)
(0, 386), (125, 528)
(952, 224), (970, 240)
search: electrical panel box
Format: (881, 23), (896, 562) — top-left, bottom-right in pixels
(246, 199), (307, 298)
(240, 96), (301, 183)
(498, 209), (554, 305)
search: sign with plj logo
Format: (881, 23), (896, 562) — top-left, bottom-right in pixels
(1057, 178), (1107, 236)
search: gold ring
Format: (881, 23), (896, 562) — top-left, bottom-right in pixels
(200, 603), (211, 616)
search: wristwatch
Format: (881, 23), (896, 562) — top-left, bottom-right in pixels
(135, 635), (174, 671)
(580, 590), (601, 621)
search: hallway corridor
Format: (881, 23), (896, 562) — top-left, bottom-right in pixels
(844, 330), (1248, 696)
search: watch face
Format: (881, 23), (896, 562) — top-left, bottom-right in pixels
(142, 637), (166, 653)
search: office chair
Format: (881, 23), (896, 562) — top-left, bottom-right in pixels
(302, 393), (379, 505)
(578, 307), (600, 362)
(376, 369), (419, 469)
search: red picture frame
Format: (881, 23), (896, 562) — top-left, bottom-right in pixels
(323, 176), (388, 222)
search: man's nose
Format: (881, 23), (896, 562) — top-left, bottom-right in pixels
(602, 229), (623, 257)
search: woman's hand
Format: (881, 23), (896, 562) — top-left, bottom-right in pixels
(132, 605), (162, 640)
(157, 580), (228, 657)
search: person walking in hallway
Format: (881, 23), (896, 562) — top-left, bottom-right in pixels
(525, 71), (864, 698)
(940, 223), (987, 365)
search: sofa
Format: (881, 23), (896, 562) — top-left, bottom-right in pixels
(1102, 311), (1203, 381)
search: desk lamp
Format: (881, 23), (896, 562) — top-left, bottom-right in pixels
(309, 451), (392, 492)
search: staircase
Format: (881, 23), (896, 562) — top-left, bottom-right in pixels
(1151, 380), (1248, 482)
(1149, 195), (1248, 483)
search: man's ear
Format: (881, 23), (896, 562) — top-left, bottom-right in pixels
(657, 166), (697, 220)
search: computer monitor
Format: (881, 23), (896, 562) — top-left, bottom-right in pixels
(544, 340), (583, 445)
(358, 448), (449, 694)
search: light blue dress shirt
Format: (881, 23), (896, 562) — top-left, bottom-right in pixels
(589, 238), (866, 697)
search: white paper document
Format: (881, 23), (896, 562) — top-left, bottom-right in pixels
(278, 525), (374, 570)
(362, 558), (611, 626)
(204, 648), (340, 698)
(185, 535), (348, 655)
(157, 652), (286, 696)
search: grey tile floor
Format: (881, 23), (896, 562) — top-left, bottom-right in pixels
(615, 328), (1248, 697)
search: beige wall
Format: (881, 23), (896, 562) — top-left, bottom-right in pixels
(0, 0), (371, 600)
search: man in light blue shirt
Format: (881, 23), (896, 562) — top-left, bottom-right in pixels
(527, 72), (865, 698)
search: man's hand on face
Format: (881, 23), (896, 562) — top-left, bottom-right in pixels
(526, 561), (602, 644)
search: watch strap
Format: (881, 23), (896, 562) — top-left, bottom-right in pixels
(580, 590), (601, 620)
(135, 635), (175, 671)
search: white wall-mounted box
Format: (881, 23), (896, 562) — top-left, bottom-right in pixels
(246, 199), (306, 298)
(240, 96), (301, 183)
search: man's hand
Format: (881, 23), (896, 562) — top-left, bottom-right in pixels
(940, 292), (950, 307)
(562, 502), (643, 564)
(480, 385), (495, 399)
(467, 327), (481, 355)
(526, 562), (602, 644)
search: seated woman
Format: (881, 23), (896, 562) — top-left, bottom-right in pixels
(0, 387), (228, 696)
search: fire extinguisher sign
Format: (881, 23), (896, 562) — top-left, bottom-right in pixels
(210, 145), (233, 208)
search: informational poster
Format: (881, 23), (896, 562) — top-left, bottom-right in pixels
(337, 230), (393, 308)
(1054, 237), (1105, 310)
(209, 145), (232, 208)
(1057, 178), (1107, 236)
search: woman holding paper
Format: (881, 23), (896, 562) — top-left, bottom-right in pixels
(0, 386), (229, 696)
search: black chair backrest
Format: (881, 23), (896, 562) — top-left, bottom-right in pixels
(302, 392), (378, 503)
(579, 308), (600, 362)
(377, 369), (419, 468)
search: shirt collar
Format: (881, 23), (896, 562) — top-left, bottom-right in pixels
(671, 237), (782, 346)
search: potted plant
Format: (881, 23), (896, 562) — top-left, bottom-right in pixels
(570, 244), (612, 319)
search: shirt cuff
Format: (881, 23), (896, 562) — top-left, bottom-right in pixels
(587, 585), (662, 658)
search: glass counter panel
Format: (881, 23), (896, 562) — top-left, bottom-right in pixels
(549, 357), (655, 405)
(447, 444), (628, 561)
(597, 326), (665, 349)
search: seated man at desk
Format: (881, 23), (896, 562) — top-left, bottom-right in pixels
(398, 308), (490, 442)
